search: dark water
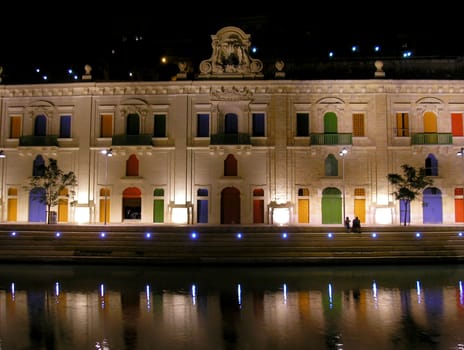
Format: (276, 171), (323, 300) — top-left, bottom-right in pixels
(0, 263), (463, 350)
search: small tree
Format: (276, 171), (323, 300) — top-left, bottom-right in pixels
(387, 164), (433, 226)
(24, 158), (77, 224)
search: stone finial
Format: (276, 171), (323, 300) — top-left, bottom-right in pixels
(176, 61), (188, 79)
(374, 60), (385, 78)
(82, 64), (92, 81)
(275, 60), (285, 78)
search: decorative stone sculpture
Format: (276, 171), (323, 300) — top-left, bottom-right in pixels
(199, 26), (263, 79)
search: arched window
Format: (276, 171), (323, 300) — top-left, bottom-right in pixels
(126, 113), (140, 135)
(425, 154), (438, 176)
(33, 155), (45, 176)
(224, 113), (238, 134)
(325, 154), (338, 176)
(224, 154), (238, 176)
(126, 154), (139, 176)
(323, 112), (338, 134)
(34, 114), (47, 136)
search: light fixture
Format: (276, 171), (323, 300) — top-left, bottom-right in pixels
(0, 150), (5, 158)
(339, 147), (349, 223)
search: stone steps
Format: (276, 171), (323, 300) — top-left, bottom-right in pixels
(0, 224), (463, 264)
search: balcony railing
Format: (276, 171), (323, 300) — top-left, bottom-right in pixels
(210, 133), (251, 145)
(412, 133), (452, 145)
(19, 135), (58, 147)
(310, 133), (352, 145)
(112, 134), (153, 146)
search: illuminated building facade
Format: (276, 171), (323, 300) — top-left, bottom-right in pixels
(0, 27), (463, 226)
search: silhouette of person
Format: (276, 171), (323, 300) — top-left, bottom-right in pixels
(344, 216), (351, 232)
(352, 216), (361, 233)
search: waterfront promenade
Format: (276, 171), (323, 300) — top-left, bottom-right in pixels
(0, 223), (464, 265)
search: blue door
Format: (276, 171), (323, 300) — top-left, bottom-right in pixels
(423, 187), (443, 224)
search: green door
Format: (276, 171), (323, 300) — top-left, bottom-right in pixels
(322, 187), (342, 224)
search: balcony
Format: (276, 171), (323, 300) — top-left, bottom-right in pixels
(210, 133), (251, 145)
(310, 133), (352, 145)
(412, 133), (452, 145)
(112, 134), (153, 146)
(19, 135), (58, 147)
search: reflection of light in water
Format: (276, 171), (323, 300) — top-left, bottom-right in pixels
(328, 283), (333, 308)
(100, 284), (105, 309)
(191, 284), (196, 305)
(95, 339), (110, 349)
(55, 282), (60, 303)
(146, 285), (151, 310)
(11, 283), (15, 301)
(460, 281), (463, 306)
(416, 280), (422, 304)
(372, 280), (378, 308)
(283, 283), (287, 304)
(237, 284), (242, 307)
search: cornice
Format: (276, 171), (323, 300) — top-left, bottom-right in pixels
(2, 80), (464, 99)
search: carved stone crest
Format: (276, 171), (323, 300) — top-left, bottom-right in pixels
(199, 26), (263, 79)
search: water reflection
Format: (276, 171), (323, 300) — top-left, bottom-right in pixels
(0, 264), (463, 349)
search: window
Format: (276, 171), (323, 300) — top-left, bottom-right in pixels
(197, 188), (209, 223)
(352, 113), (364, 136)
(10, 116), (21, 138)
(34, 115), (47, 136)
(253, 188), (265, 223)
(323, 112), (337, 134)
(325, 154), (338, 176)
(425, 154), (438, 176)
(197, 113), (210, 137)
(59, 115), (71, 138)
(423, 112), (437, 133)
(126, 113), (140, 135)
(252, 113), (265, 137)
(396, 113), (409, 136)
(224, 113), (238, 134)
(101, 114), (113, 137)
(126, 154), (139, 176)
(451, 113), (463, 136)
(153, 114), (166, 138)
(153, 188), (165, 223)
(224, 154), (238, 176)
(296, 113), (309, 137)
(297, 188), (310, 223)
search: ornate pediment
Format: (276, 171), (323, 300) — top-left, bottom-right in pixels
(199, 26), (263, 79)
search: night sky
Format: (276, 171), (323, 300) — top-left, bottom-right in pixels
(0, 5), (460, 83)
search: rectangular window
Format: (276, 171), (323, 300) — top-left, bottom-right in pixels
(396, 113), (409, 136)
(153, 114), (166, 138)
(352, 113), (365, 136)
(100, 114), (113, 138)
(296, 113), (309, 136)
(197, 113), (210, 137)
(452, 113), (463, 136)
(10, 116), (21, 138)
(252, 113), (265, 137)
(59, 115), (72, 138)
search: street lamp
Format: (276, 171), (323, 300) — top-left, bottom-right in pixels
(339, 147), (348, 223)
(101, 148), (112, 224)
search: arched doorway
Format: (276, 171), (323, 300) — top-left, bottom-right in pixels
(123, 187), (142, 220)
(221, 187), (240, 224)
(321, 187), (342, 224)
(423, 187), (443, 224)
